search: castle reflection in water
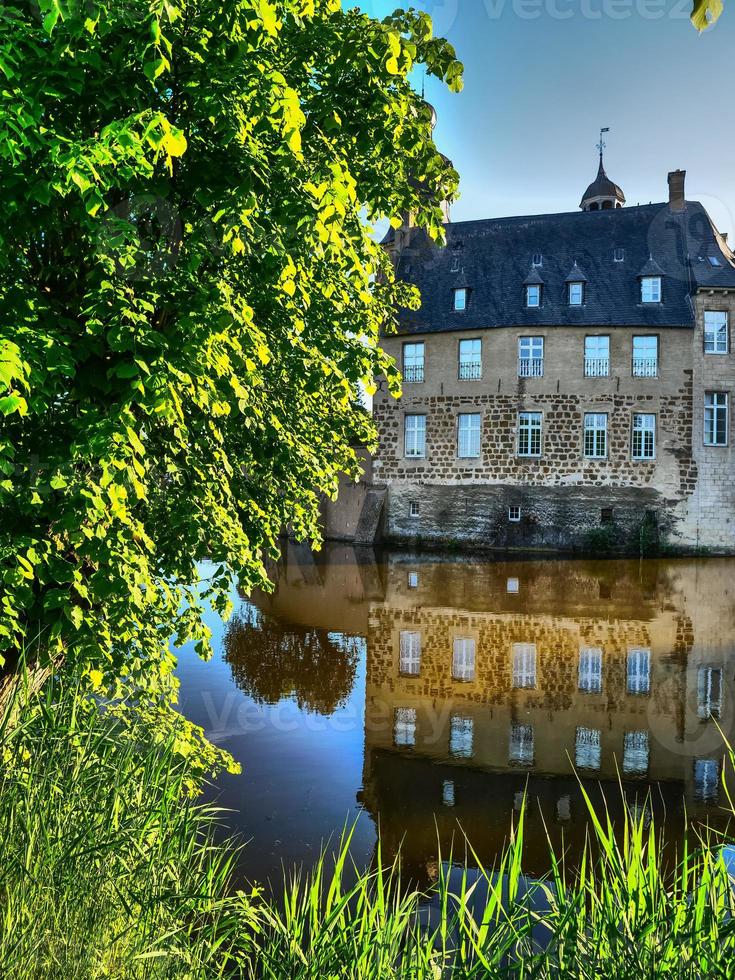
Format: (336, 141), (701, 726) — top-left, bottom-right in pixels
(245, 544), (735, 884)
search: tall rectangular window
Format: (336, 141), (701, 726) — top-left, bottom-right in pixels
(509, 724), (534, 766)
(584, 336), (610, 377)
(694, 758), (719, 802)
(457, 413), (481, 458)
(453, 287), (467, 311)
(526, 284), (541, 308)
(575, 727), (602, 770)
(404, 414), (426, 458)
(632, 336), (658, 377)
(697, 666), (722, 719)
(578, 647), (603, 693)
(512, 643), (537, 689)
(583, 413), (608, 459)
(627, 647), (651, 695)
(517, 412), (542, 457)
(393, 707), (416, 748)
(519, 337), (544, 377)
(632, 414), (656, 460)
(704, 392), (728, 446)
(402, 342), (425, 383)
(704, 311), (729, 354)
(569, 282), (584, 305)
(640, 276), (661, 303)
(458, 338), (482, 380)
(623, 731), (649, 776)
(399, 631), (421, 677)
(452, 637), (476, 682)
(449, 715), (474, 759)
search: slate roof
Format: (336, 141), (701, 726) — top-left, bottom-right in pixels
(389, 201), (735, 335)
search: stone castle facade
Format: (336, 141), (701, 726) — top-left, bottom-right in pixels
(373, 158), (735, 554)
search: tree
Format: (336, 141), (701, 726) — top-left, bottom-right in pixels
(0, 0), (462, 707)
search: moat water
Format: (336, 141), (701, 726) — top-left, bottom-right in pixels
(176, 545), (735, 890)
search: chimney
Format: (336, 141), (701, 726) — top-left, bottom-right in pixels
(668, 170), (686, 211)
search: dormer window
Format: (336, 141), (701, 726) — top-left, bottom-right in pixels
(707, 255), (722, 267)
(450, 256), (460, 272)
(532, 253), (543, 267)
(614, 248), (625, 262)
(526, 284), (541, 308)
(569, 282), (584, 306)
(641, 276), (661, 303)
(453, 287), (468, 311)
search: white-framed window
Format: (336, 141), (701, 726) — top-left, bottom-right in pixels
(518, 336), (544, 377)
(614, 247), (625, 262)
(402, 342), (425, 383)
(458, 338), (482, 380)
(442, 779), (455, 807)
(404, 414), (426, 458)
(704, 311), (729, 354)
(512, 642), (537, 689)
(694, 758), (719, 802)
(584, 413), (608, 459)
(704, 392), (728, 446)
(394, 707), (416, 748)
(452, 637), (476, 682)
(532, 253), (543, 267)
(399, 631), (421, 676)
(632, 414), (656, 461)
(632, 336), (658, 377)
(409, 500), (420, 518)
(640, 276), (661, 303)
(449, 715), (474, 759)
(518, 412), (542, 457)
(509, 724), (534, 766)
(578, 647), (603, 693)
(407, 570), (419, 589)
(623, 731), (649, 776)
(453, 287), (468, 311)
(507, 577), (520, 594)
(526, 284), (541, 308)
(457, 413), (481, 458)
(575, 727), (602, 770)
(508, 505), (521, 522)
(569, 282), (584, 305)
(707, 255), (722, 267)
(584, 335), (610, 377)
(627, 647), (651, 695)
(697, 666), (722, 719)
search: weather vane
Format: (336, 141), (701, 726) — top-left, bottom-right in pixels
(597, 127), (610, 161)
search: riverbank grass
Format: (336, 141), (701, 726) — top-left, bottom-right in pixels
(2, 677), (735, 978)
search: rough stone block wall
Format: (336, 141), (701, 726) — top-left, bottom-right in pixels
(372, 324), (711, 551)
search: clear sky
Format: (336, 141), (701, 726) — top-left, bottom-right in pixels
(349, 0), (735, 240)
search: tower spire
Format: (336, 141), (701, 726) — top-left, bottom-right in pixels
(596, 127), (610, 172)
(580, 129), (624, 211)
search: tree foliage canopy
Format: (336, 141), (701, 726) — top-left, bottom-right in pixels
(0, 0), (461, 704)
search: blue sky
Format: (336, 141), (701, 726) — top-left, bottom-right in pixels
(349, 1), (735, 239)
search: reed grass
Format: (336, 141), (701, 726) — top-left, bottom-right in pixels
(2, 673), (735, 978)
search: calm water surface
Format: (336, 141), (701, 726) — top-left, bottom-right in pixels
(176, 545), (735, 889)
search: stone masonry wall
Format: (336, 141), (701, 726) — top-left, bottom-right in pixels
(373, 324), (701, 551)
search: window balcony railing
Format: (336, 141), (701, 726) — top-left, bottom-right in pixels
(458, 360), (482, 380)
(518, 357), (544, 378)
(632, 357), (658, 378)
(584, 357), (610, 378)
(403, 364), (424, 383)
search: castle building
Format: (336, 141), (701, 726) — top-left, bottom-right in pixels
(374, 148), (735, 553)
